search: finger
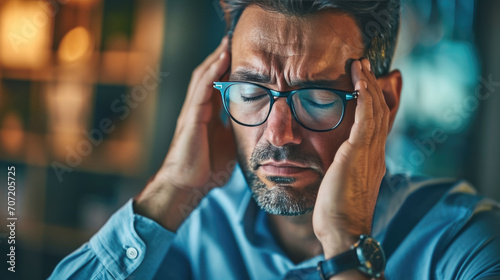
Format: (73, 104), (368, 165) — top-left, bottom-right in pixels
(356, 60), (387, 180)
(351, 60), (375, 120)
(360, 59), (376, 85)
(185, 37), (229, 102)
(351, 60), (374, 104)
(360, 59), (386, 115)
(359, 59), (382, 112)
(194, 50), (231, 107)
(361, 59), (390, 138)
(349, 61), (375, 146)
(181, 51), (230, 124)
(211, 66), (232, 129)
(360, 59), (385, 140)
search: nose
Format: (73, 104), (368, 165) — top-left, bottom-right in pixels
(263, 98), (302, 147)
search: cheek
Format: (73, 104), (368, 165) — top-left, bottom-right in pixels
(310, 105), (355, 168)
(232, 124), (264, 161)
(342, 101), (356, 132)
(309, 134), (343, 169)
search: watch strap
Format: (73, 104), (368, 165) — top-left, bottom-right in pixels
(317, 248), (360, 280)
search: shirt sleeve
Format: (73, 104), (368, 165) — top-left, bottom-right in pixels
(49, 199), (176, 280)
(436, 209), (500, 279)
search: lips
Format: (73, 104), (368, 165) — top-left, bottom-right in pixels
(258, 161), (312, 176)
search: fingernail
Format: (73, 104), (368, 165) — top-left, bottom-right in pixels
(219, 51), (226, 60)
(367, 61), (371, 72)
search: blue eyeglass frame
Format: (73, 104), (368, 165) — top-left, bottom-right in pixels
(213, 81), (358, 132)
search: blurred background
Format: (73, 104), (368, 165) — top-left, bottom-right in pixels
(0, 0), (498, 279)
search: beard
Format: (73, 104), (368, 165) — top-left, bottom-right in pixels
(238, 143), (324, 216)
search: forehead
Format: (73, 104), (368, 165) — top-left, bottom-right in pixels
(231, 5), (364, 88)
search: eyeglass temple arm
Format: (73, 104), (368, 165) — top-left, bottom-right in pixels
(346, 91), (359, 100)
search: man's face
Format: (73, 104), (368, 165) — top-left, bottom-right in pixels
(230, 5), (365, 215)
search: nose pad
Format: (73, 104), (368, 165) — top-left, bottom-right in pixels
(264, 98), (302, 147)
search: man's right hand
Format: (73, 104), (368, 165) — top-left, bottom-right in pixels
(134, 36), (235, 232)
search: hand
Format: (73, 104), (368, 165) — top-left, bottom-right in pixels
(313, 59), (389, 259)
(135, 37), (236, 231)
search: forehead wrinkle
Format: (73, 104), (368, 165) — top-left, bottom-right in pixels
(232, 49), (290, 83)
(232, 48), (353, 89)
(231, 52), (275, 84)
(231, 64), (352, 91)
(234, 48), (354, 90)
(241, 9), (306, 58)
(232, 5), (364, 90)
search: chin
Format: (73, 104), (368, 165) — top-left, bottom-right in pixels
(245, 169), (321, 216)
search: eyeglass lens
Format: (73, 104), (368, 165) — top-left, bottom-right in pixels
(225, 83), (344, 131)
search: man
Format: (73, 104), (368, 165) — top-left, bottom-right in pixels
(50, 0), (500, 279)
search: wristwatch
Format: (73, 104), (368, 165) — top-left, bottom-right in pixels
(317, 235), (385, 279)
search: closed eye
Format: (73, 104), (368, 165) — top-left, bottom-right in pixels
(241, 94), (268, 102)
(303, 98), (337, 109)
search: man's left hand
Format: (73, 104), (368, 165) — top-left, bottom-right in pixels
(312, 58), (389, 260)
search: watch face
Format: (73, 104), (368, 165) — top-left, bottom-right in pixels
(356, 236), (386, 277)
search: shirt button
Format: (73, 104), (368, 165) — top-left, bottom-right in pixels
(126, 247), (138, 259)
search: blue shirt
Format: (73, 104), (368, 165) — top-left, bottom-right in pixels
(50, 166), (500, 279)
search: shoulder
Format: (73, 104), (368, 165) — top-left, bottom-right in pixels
(373, 173), (474, 240)
(436, 209), (500, 279)
(378, 173), (500, 279)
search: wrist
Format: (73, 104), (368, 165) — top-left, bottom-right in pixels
(134, 174), (201, 232)
(318, 235), (386, 280)
(319, 230), (358, 259)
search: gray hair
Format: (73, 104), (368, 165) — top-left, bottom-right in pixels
(220, 0), (401, 77)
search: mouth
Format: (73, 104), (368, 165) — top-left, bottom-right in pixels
(257, 160), (314, 176)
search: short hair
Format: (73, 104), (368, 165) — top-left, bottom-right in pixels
(220, 0), (401, 77)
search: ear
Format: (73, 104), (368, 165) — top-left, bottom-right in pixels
(377, 70), (402, 132)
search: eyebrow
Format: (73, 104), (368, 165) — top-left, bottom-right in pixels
(230, 69), (349, 90)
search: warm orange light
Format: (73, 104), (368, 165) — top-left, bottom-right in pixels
(58, 27), (92, 63)
(0, 1), (52, 69)
(46, 81), (91, 158)
(0, 112), (24, 156)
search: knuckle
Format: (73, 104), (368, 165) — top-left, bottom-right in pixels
(209, 62), (219, 71)
(192, 67), (202, 79)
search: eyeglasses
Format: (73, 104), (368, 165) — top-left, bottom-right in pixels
(213, 81), (358, 132)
